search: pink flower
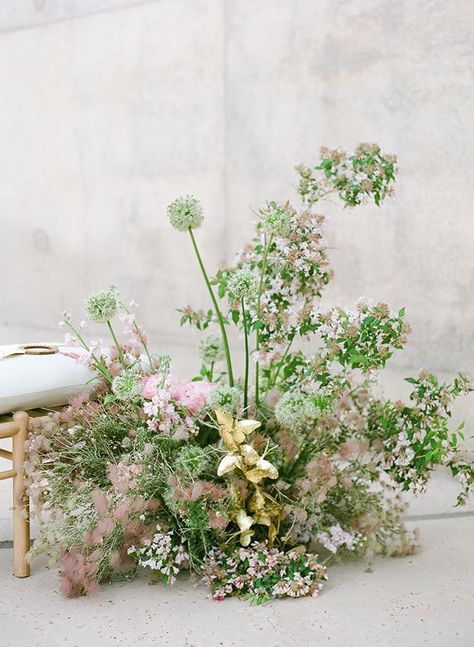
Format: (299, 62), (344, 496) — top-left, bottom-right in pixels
(107, 462), (141, 495)
(59, 547), (99, 598)
(113, 500), (132, 523)
(92, 489), (109, 516)
(141, 374), (160, 399)
(208, 511), (229, 530)
(169, 378), (214, 414)
(96, 516), (115, 536)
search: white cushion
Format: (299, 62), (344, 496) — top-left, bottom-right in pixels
(0, 344), (95, 414)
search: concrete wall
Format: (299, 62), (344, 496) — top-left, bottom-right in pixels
(1, 0), (473, 387)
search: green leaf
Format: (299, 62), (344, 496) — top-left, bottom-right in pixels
(103, 394), (117, 405)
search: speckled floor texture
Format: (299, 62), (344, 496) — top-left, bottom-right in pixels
(0, 511), (472, 647)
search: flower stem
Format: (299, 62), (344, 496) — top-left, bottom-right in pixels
(63, 319), (112, 383)
(242, 298), (249, 410)
(132, 321), (154, 371)
(267, 338), (293, 391)
(107, 320), (126, 369)
(255, 234), (273, 407)
(188, 228), (234, 386)
(118, 299), (155, 372)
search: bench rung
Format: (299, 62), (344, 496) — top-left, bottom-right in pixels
(0, 448), (13, 460)
(0, 422), (19, 439)
(0, 468), (16, 481)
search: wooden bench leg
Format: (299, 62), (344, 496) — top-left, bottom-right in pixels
(12, 411), (30, 577)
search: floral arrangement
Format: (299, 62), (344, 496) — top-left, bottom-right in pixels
(25, 144), (473, 603)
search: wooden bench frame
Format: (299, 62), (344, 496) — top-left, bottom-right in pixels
(0, 411), (30, 577)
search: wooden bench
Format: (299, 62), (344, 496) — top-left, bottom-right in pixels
(0, 411), (30, 577)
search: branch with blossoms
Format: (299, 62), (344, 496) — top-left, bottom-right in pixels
(296, 143), (397, 207)
(367, 371), (473, 499)
(171, 145), (402, 412)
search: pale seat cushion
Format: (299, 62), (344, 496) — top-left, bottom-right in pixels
(0, 344), (95, 415)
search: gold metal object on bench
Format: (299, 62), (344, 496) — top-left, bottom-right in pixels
(0, 343), (59, 361)
(0, 412), (30, 577)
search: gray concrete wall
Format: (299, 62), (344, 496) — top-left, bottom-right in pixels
(1, 0), (473, 386)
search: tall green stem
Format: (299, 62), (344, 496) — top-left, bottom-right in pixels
(255, 234), (273, 407)
(107, 320), (126, 369)
(188, 228), (234, 386)
(242, 298), (249, 410)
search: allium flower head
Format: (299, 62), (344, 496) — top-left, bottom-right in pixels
(199, 334), (224, 363)
(167, 195), (203, 231)
(112, 370), (142, 401)
(227, 269), (258, 300)
(85, 289), (117, 323)
(259, 201), (295, 237)
(208, 384), (241, 414)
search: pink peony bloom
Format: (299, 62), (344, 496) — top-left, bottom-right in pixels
(141, 374), (160, 399)
(169, 378), (214, 414)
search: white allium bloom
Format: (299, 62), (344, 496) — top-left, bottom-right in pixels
(112, 370), (142, 401)
(275, 390), (329, 432)
(227, 269), (258, 300)
(259, 201), (294, 236)
(85, 289), (117, 323)
(208, 384), (241, 413)
(167, 195), (203, 231)
(198, 334), (224, 363)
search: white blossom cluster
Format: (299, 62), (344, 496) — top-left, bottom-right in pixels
(316, 524), (360, 554)
(128, 526), (189, 585)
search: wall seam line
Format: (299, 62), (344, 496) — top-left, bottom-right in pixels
(0, 0), (163, 36)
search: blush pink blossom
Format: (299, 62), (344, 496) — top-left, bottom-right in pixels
(107, 462), (141, 495)
(60, 547), (99, 598)
(141, 374), (160, 399)
(91, 489), (109, 516)
(169, 378), (214, 414)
